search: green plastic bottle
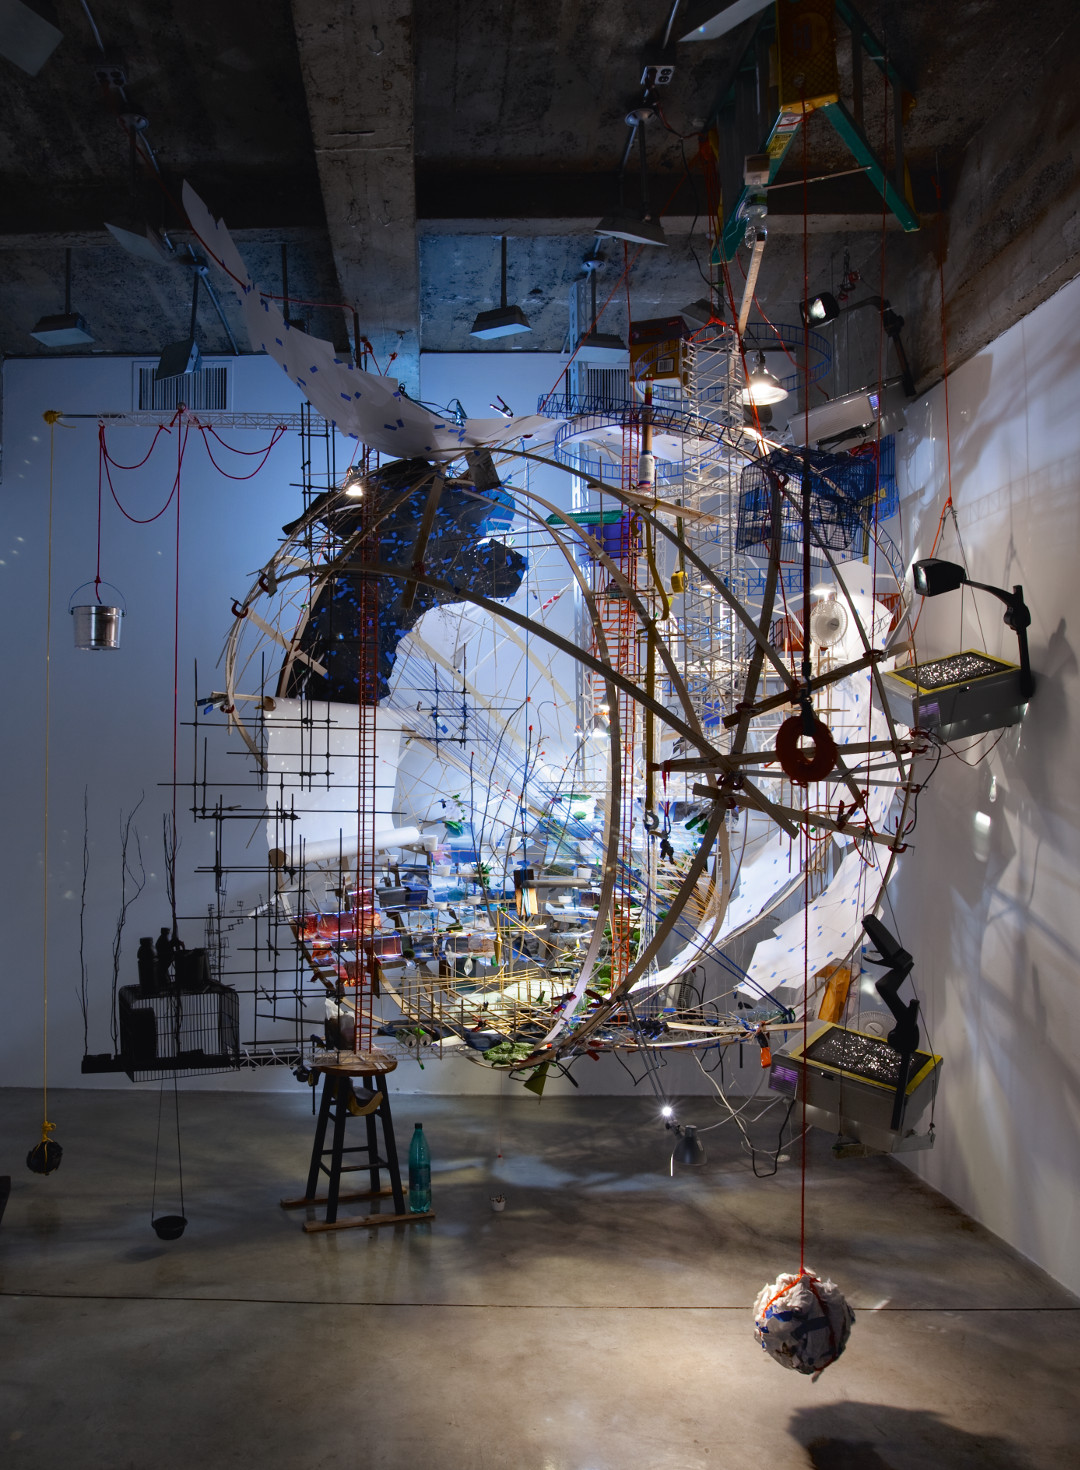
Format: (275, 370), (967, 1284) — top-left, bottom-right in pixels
(408, 1123), (431, 1213)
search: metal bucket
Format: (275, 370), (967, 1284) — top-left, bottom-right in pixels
(69, 582), (125, 651)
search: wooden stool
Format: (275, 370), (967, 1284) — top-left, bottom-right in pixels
(280, 1050), (434, 1232)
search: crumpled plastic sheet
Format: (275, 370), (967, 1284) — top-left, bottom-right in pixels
(753, 1269), (855, 1375)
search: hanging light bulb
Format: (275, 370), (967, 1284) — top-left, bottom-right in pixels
(738, 351), (788, 407)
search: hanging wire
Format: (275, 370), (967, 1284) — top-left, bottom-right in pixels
(38, 411), (62, 1156)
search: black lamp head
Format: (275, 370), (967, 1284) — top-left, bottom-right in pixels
(800, 291), (840, 327)
(671, 1124), (707, 1167)
(913, 557), (968, 598)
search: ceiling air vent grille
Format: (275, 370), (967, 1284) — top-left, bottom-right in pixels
(137, 364), (229, 412)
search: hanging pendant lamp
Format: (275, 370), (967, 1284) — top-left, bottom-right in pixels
(470, 237), (532, 339)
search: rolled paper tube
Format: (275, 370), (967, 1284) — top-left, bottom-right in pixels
(268, 824), (422, 870)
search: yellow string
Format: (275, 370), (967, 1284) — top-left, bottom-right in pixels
(42, 411), (59, 1144)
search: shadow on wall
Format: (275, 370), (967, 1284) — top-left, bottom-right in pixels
(790, 1403), (1034, 1470)
(1015, 618), (1080, 848)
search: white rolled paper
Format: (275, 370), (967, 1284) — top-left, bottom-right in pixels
(268, 824), (422, 870)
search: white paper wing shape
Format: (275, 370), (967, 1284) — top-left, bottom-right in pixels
(181, 182), (556, 459)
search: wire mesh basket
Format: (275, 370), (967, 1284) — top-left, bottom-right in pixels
(736, 449), (878, 564)
(118, 983), (240, 1082)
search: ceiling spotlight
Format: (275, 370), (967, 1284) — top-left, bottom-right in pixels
(671, 1124), (707, 1167)
(471, 236), (532, 340)
(800, 291), (841, 327)
(30, 249), (94, 348)
(800, 290), (916, 397)
(738, 351), (788, 406)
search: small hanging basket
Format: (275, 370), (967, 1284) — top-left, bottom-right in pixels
(69, 582), (126, 651)
(151, 1214), (188, 1241)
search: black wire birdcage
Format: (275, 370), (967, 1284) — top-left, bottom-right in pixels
(118, 982), (240, 1082)
(736, 449), (878, 564)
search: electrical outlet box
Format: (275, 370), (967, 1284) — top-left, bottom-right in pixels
(641, 63), (675, 87)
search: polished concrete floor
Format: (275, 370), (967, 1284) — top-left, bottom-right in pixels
(0, 1084), (1077, 1469)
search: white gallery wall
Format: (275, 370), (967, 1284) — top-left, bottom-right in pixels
(0, 349), (747, 1103)
(892, 272), (1080, 1295)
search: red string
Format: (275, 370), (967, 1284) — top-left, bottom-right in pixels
(800, 97), (811, 1280)
(101, 422), (171, 470)
(100, 426), (180, 524)
(171, 423), (188, 842)
(201, 424), (286, 456)
(197, 424), (286, 480)
(801, 827), (810, 1276)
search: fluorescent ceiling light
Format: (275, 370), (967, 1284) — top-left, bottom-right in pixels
(576, 331), (629, 365)
(677, 0), (772, 44)
(471, 236), (532, 340)
(470, 304), (531, 340)
(30, 312), (94, 347)
(0, 0), (63, 75)
(105, 221), (175, 266)
(594, 212), (668, 248)
(30, 247), (93, 347)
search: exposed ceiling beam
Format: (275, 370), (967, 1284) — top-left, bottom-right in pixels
(291, 0), (419, 391)
(417, 168), (909, 234)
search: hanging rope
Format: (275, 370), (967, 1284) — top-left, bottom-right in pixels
(171, 422), (188, 845)
(30, 412), (64, 1175)
(151, 1074), (186, 1229)
(100, 423), (180, 524)
(196, 423), (286, 480)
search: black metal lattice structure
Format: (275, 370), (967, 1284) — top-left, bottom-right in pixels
(736, 449), (878, 564)
(117, 983), (240, 1082)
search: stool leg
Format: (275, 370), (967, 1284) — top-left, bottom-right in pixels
(304, 1073), (334, 1201)
(324, 1075), (350, 1225)
(377, 1087), (407, 1215)
(363, 1074), (381, 1195)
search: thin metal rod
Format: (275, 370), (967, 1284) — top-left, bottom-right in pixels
(199, 268), (240, 354)
(638, 121), (651, 216)
(616, 124), (639, 208)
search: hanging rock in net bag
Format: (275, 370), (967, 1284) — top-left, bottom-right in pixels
(26, 1124), (63, 1175)
(753, 1270), (854, 1375)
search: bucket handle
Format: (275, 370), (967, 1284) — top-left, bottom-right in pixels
(68, 581), (127, 614)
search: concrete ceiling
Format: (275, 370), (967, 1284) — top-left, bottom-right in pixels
(2, 0), (1079, 399)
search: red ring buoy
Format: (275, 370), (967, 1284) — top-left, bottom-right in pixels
(775, 714), (837, 785)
